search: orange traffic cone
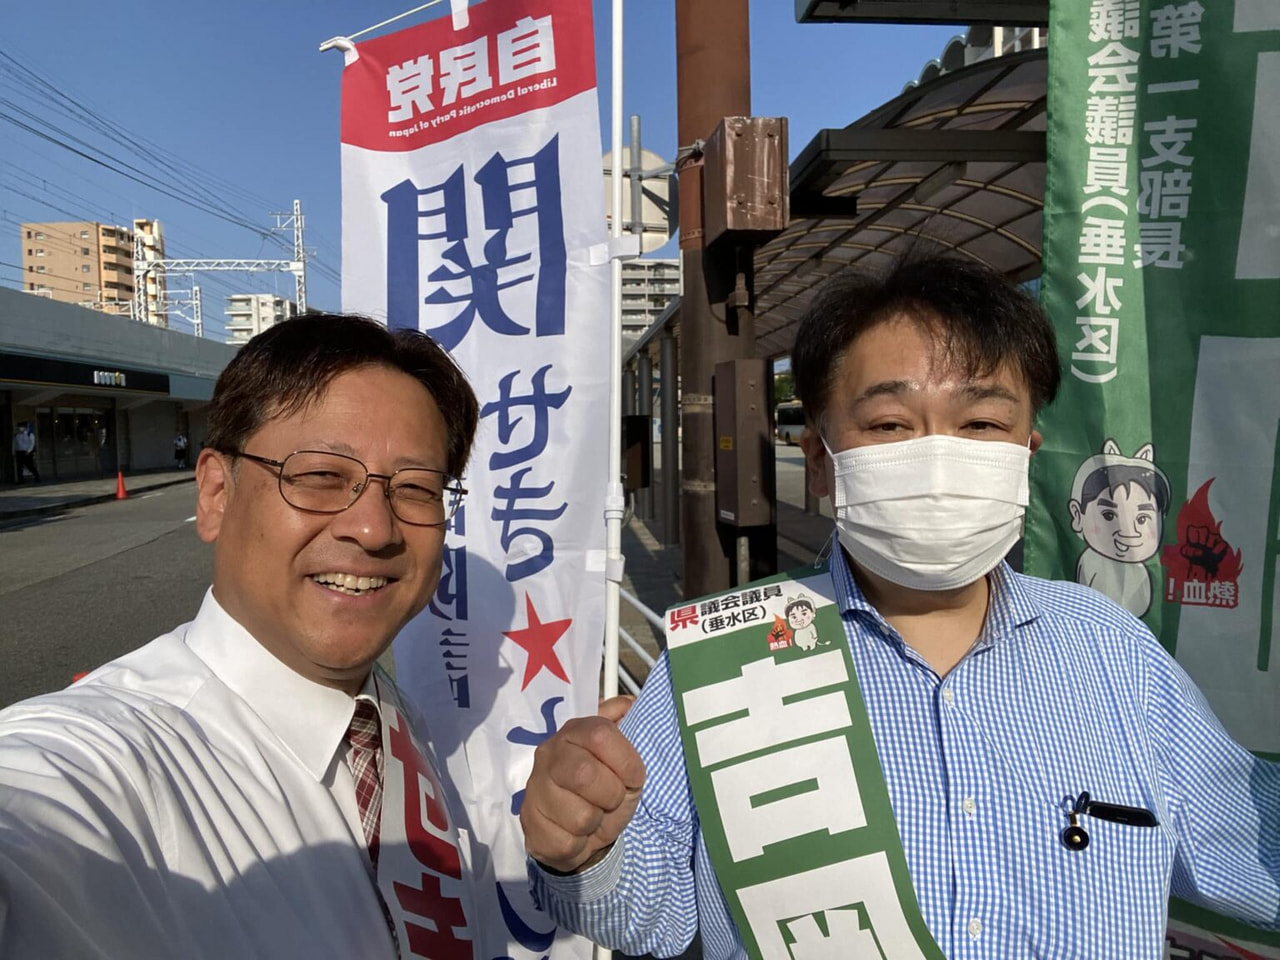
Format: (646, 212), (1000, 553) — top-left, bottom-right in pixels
(115, 471), (128, 500)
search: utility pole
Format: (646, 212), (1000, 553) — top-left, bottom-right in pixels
(277, 199), (308, 314)
(132, 201), (308, 333)
(676, 0), (753, 598)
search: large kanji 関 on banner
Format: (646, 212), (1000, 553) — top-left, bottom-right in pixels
(1028, 0), (1280, 955)
(339, 2), (608, 957)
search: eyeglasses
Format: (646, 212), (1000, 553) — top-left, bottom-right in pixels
(228, 449), (465, 527)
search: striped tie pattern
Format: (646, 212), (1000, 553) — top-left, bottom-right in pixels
(347, 698), (384, 871)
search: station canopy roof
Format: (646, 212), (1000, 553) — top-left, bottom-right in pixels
(753, 45), (1047, 359)
(795, 0), (1048, 26)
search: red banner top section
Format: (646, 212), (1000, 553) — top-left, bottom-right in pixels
(341, 0), (596, 152)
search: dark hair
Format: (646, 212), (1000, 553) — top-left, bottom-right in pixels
(792, 255), (1061, 427)
(785, 597), (815, 620)
(1079, 465), (1172, 515)
(207, 314), (479, 478)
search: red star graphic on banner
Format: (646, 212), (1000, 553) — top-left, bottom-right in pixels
(503, 593), (573, 690)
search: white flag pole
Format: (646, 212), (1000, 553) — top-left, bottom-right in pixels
(601, 0), (626, 711)
(596, 7), (626, 959)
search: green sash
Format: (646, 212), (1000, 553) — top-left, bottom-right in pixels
(664, 564), (945, 959)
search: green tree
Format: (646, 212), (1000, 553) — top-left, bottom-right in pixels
(774, 371), (795, 402)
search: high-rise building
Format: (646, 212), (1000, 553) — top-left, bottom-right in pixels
(225, 293), (297, 344)
(19, 221), (137, 316)
(621, 258), (680, 337)
(132, 219), (168, 328)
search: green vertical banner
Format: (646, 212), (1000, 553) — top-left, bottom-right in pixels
(1029, 0), (1280, 954)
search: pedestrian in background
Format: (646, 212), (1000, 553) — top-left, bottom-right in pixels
(11, 422), (39, 484)
(173, 430), (189, 469)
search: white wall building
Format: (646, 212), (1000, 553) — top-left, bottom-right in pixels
(621, 258), (680, 339)
(224, 293), (297, 345)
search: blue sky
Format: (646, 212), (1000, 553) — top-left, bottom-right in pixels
(1, 1), (957, 338)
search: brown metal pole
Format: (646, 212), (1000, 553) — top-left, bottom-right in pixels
(676, 0), (752, 599)
(670, 0), (747, 601)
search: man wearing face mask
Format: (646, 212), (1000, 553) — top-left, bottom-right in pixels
(519, 255), (1280, 958)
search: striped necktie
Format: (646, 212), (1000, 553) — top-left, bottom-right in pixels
(346, 698), (384, 870)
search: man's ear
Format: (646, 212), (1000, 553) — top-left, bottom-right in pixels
(1029, 429), (1044, 455)
(195, 448), (231, 544)
(799, 427), (831, 500)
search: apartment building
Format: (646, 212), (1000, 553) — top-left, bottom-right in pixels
(621, 258), (680, 337)
(20, 219), (169, 326)
(132, 219), (168, 327)
(224, 293), (297, 344)
(20, 221), (136, 315)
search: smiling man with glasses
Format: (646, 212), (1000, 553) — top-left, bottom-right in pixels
(0, 314), (481, 958)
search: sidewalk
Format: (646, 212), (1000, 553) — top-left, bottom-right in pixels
(0, 470), (197, 520)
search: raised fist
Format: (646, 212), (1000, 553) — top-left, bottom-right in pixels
(1181, 525), (1228, 577)
(520, 696), (646, 874)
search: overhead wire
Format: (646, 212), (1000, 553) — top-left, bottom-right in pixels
(3, 157), (307, 314)
(0, 47), (343, 297)
(0, 62), (346, 283)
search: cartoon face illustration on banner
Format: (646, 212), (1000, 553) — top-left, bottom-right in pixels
(1067, 440), (1172, 618)
(785, 593), (820, 651)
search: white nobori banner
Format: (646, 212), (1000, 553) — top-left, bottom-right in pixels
(340, 2), (607, 956)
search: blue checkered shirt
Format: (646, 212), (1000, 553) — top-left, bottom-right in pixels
(530, 548), (1280, 958)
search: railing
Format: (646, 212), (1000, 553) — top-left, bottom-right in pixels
(615, 587), (665, 695)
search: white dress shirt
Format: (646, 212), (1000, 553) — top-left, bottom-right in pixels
(0, 589), (427, 959)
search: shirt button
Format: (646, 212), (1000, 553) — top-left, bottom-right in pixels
(942, 688), (955, 705)
(962, 797), (977, 817)
(968, 918), (983, 939)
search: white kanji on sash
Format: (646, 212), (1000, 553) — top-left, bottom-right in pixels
(738, 853), (933, 960)
(682, 650), (850, 767)
(787, 911), (882, 958)
(711, 735), (866, 862)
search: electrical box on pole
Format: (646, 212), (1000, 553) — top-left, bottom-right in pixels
(702, 117), (789, 249)
(700, 117), (789, 332)
(713, 357), (775, 528)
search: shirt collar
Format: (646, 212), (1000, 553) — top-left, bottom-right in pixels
(829, 541), (1041, 645)
(184, 589), (370, 781)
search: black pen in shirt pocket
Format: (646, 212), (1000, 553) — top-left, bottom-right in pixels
(1060, 791), (1159, 850)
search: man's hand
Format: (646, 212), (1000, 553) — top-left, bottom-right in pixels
(520, 696), (646, 874)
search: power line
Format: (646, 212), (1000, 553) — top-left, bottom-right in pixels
(0, 45), (344, 318)
(0, 57), (342, 283)
(0, 52), (344, 272)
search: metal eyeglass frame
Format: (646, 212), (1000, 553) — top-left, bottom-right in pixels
(227, 448), (466, 527)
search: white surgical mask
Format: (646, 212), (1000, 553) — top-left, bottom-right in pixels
(824, 434), (1031, 591)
